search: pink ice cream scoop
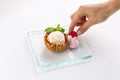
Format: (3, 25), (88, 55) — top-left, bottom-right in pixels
(69, 37), (79, 48)
(69, 31), (79, 48)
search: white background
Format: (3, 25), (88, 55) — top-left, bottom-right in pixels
(0, 0), (120, 80)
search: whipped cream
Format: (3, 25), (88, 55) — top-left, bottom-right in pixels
(47, 31), (65, 44)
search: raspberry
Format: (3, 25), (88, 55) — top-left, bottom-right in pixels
(70, 31), (78, 38)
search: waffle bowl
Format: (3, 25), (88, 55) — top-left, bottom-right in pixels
(44, 32), (69, 52)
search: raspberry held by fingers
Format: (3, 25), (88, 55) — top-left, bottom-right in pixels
(70, 31), (78, 38)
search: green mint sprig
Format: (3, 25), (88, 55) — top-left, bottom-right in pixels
(44, 24), (65, 33)
(56, 24), (65, 32)
(44, 27), (54, 32)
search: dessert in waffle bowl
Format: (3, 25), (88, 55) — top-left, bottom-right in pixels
(44, 24), (80, 52)
(44, 24), (69, 52)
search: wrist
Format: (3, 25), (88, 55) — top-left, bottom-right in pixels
(109, 0), (120, 10)
(101, 0), (120, 16)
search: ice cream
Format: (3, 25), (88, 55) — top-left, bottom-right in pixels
(47, 31), (65, 44)
(69, 37), (79, 48)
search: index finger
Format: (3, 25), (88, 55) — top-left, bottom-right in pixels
(69, 15), (80, 34)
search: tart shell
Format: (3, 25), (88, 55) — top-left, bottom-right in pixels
(44, 32), (69, 52)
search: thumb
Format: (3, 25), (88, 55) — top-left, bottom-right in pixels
(77, 19), (93, 35)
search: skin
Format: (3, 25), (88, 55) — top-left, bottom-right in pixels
(69, 0), (120, 36)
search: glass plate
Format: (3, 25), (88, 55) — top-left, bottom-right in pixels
(27, 29), (93, 72)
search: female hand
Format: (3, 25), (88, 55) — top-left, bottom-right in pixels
(69, 0), (120, 36)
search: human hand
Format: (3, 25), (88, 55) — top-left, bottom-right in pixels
(69, 0), (119, 36)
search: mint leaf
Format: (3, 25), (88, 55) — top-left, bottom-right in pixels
(56, 24), (65, 32)
(56, 28), (65, 32)
(61, 28), (65, 32)
(57, 23), (60, 28)
(45, 27), (54, 32)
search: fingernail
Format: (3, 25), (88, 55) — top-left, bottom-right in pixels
(77, 31), (82, 36)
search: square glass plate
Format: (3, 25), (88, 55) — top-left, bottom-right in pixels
(27, 29), (93, 72)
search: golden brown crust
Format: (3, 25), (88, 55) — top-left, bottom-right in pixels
(44, 32), (69, 52)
